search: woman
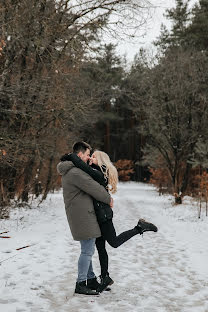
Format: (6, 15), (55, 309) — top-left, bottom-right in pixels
(60, 151), (158, 292)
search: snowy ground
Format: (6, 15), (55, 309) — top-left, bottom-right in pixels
(0, 182), (208, 312)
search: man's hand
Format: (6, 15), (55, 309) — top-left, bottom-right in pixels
(89, 157), (93, 166)
(110, 197), (114, 208)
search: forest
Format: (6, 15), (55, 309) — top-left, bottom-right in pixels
(1, 0), (208, 214)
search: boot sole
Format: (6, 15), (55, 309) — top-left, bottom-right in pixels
(104, 287), (111, 291)
(74, 292), (100, 297)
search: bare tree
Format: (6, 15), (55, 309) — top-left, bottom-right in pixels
(0, 0), (152, 207)
(140, 48), (208, 202)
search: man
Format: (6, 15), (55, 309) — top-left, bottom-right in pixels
(57, 141), (112, 295)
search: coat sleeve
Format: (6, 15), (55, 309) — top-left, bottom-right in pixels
(70, 168), (111, 204)
(69, 153), (106, 186)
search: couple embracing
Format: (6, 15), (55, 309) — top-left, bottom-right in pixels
(57, 141), (158, 296)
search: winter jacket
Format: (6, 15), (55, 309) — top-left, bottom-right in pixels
(57, 160), (111, 240)
(67, 154), (114, 224)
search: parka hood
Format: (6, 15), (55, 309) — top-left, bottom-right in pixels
(57, 161), (75, 176)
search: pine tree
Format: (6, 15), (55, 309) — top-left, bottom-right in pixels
(155, 0), (191, 52)
(76, 44), (125, 160)
(155, 0), (208, 53)
(186, 0), (208, 50)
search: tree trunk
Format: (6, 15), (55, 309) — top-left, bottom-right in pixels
(181, 162), (192, 195)
(21, 158), (35, 202)
(104, 100), (111, 154)
(42, 154), (54, 200)
(172, 171), (182, 204)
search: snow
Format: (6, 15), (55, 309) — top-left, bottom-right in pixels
(0, 182), (208, 312)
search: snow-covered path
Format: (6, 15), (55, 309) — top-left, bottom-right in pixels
(0, 183), (208, 312)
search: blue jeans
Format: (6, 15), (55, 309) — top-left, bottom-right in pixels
(77, 238), (96, 282)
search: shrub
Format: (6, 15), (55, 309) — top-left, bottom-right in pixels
(114, 159), (134, 181)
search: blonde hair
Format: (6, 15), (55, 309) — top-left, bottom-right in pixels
(93, 150), (118, 194)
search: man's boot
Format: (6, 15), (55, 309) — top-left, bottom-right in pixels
(136, 218), (158, 234)
(75, 281), (99, 295)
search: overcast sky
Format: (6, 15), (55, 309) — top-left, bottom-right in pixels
(104, 0), (197, 63)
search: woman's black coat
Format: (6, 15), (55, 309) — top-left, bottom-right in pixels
(63, 153), (113, 224)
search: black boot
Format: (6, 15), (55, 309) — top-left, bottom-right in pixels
(97, 275), (114, 293)
(75, 281), (99, 295)
(136, 218), (158, 235)
(87, 277), (100, 290)
(87, 277), (112, 292)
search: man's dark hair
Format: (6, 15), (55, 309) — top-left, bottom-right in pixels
(72, 141), (91, 154)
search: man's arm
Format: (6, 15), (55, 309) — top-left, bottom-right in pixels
(71, 168), (111, 204)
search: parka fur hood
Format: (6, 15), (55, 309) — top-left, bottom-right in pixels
(57, 160), (74, 176)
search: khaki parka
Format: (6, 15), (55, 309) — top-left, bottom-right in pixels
(57, 161), (111, 240)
